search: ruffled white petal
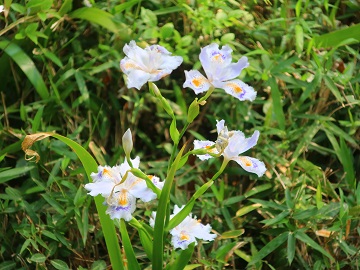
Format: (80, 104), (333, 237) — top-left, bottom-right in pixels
(214, 56), (249, 82)
(232, 156), (266, 177)
(125, 69), (152, 90)
(118, 156), (140, 176)
(149, 211), (156, 227)
(235, 130), (260, 155)
(183, 70), (211, 94)
(148, 69), (171, 82)
(84, 181), (115, 197)
(216, 119), (225, 135)
(149, 175), (164, 190)
(85, 165), (120, 197)
(222, 131), (246, 160)
(193, 223), (217, 241)
(128, 178), (156, 203)
(200, 44), (233, 80)
(193, 140), (217, 160)
(157, 55), (183, 71)
(217, 79), (256, 101)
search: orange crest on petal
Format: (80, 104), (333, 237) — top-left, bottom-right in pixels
(227, 82), (243, 93)
(239, 157), (253, 167)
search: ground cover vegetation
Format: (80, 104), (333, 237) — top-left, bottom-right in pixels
(0, 0), (359, 269)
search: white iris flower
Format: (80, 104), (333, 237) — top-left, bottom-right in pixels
(150, 205), (216, 250)
(194, 119), (266, 177)
(120, 40), (183, 90)
(85, 157), (163, 221)
(183, 43), (256, 101)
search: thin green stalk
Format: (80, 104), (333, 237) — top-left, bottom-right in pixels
(167, 122), (190, 173)
(166, 159), (229, 231)
(198, 87), (214, 103)
(152, 145), (186, 270)
(119, 219), (141, 270)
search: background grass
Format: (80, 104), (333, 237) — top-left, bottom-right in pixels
(0, 0), (359, 269)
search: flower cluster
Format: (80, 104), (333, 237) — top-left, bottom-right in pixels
(84, 41), (267, 251)
(150, 205), (216, 250)
(84, 129), (163, 221)
(85, 157), (163, 221)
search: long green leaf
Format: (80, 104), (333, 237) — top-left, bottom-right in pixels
(167, 242), (195, 270)
(295, 231), (334, 261)
(0, 39), (49, 99)
(290, 122), (321, 170)
(313, 23), (360, 48)
(152, 145), (186, 269)
(0, 166), (35, 184)
(130, 218), (154, 260)
(166, 180), (213, 231)
(287, 232), (296, 265)
(268, 77), (286, 130)
(249, 232), (288, 265)
(21, 133), (124, 270)
(69, 7), (118, 34)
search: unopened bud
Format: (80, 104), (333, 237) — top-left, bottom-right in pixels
(122, 128), (133, 158)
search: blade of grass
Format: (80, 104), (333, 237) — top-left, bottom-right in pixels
(313, 23), (360, 48)
(290, 122), (321, 170)
(69, 7), (118, 34)
(268, 77), (286, 130)
(249, 231), (288, 265)
(167, 242), (195, 270)
(0, 39), (49, 99)
(0, 166), (35, 184)
(295, 231), (334, 261)
(287, 232), (296, 265)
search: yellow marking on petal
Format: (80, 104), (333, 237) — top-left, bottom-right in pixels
(129, 178), (142, 189)
(239, 157), (252, 167)
(212, 53), (224, 62)
(124, 62), (135, 69)
(192, 77), (204, 88)
(147, 175), (154, 180)
(180, 233), (190, 241)
(227, 82), (243, 93)
(103, 168), (111, 176)
(118, 190), (128, 206)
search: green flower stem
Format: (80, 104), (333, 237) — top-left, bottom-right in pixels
(166, 158), (229, 231)
(167, 122), (190, 174)
(152, 145), (186, 270)
(130, 168), (161, 197)
(210, 158), (229, 182)
(129, 218), (153, 260)
(198, 87), (214, 103)
(119, 219), (141, 270)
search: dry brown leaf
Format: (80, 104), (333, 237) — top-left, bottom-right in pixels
(315, 229), (332, 238)
(21, 132), (55, 163)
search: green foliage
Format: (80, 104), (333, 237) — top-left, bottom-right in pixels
(0, 0), (359, 269)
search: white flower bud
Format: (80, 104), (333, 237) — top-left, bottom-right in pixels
(122, 128), (133, 157)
